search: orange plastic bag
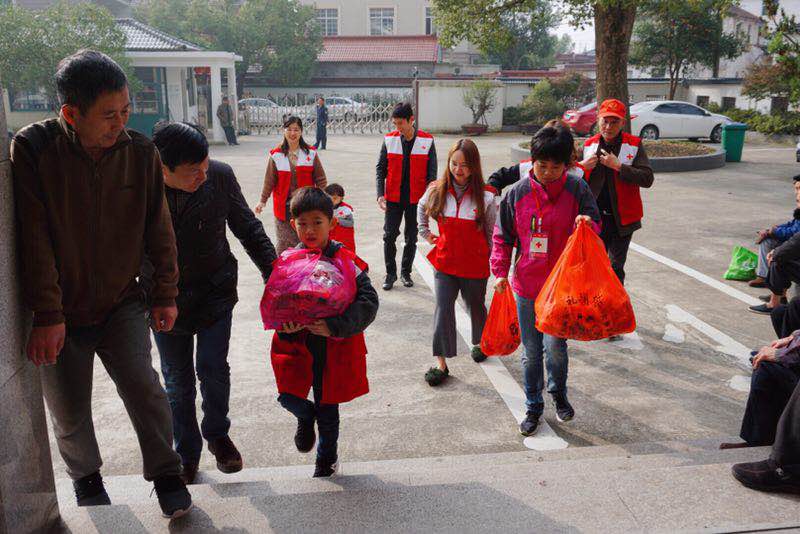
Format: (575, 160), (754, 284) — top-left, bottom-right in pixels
(480, 288), (521, 356)
(534, 221), (636, 341)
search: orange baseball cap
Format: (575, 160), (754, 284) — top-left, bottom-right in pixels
(598, 99), (626, 119)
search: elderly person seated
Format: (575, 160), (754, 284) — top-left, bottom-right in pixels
(749, 176), (800, 291)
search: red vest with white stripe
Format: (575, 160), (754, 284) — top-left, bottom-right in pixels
(384, 130), (434, 204)
(330, 202), (357, 253)
(425, 184), (495, 279)
(269, 146), (317, 222)
(270, 247), (369, 404)
(583, 133), (644, 226)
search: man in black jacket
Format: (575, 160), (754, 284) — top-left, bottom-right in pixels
(751, 230), (800, 315)
(147, 123), (277, 484)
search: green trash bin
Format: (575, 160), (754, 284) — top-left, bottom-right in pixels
(722, 122), (747, 162)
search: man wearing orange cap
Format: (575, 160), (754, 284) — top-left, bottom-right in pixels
(580, 99), (654, 297)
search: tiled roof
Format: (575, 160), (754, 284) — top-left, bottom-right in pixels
(728, 6), (761, 22)
(319, 36), (439, 63)
(117, 18), (203, 51)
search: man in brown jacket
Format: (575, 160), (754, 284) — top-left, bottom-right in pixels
(11, 50), (191, 518)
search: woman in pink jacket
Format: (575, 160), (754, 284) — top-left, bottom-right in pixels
(491, 125), (600, 437)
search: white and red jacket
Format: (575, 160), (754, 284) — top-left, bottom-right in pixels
(331, 202), (356, 253)
(384, 129), (434, 204)
(269, 146), (318, 222)
(421, 184), (496, 279)
(582, 133), (643, 226)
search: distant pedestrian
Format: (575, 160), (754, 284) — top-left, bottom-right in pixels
(376, 103), (437, 290)
(316, 97), (328, 150)
(216, 96), (238, 146)
(256, 116), (327, 253)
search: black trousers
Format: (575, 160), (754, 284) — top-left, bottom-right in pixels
(771, 297), (800, 338)
(222, 126), (237, 145)
(740, 362), (800, 447)
(600, 213), (633, 285)
(771, 379), (800, 470)
(767, 258), (800, 296)
(383, 201), (417, 278)
(316, 125), (327, 150)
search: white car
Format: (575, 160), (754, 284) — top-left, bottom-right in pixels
(239, 97), (281, 126)
(629, 101), (730, 143)
(324, 96), (370, 120)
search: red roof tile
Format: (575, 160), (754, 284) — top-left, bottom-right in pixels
(319, 36), (439, 63)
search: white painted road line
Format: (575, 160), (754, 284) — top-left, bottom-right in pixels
(665, 304), (751, 368)
(630, 242), (762, 306)
(413, 252), (569, 451)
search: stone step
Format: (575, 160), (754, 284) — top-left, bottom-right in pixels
(57, 453), (800, 534)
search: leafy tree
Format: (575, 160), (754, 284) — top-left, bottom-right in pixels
(136, 0), (322, 95)
(743, 0), (800, 106)
(432, 0), (638, 118)
(462, 79), (498, 124)
(0, 2), (129, 109)
(521, 79), (563, 125)
(482, 3), (563, 69)
(630, 0), (747, 99)
(549, 72), (595, 108)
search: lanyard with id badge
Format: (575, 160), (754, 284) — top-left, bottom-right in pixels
(530, 190), (548, 258)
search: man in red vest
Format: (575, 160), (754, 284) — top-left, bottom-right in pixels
(376, 103), (437, 290)
(580, 99), (654, 293)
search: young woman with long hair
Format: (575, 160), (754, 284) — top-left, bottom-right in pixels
(256, 116), (327, 253)
(418, 138), (498, 386)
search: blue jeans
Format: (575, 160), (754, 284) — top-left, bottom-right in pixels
(277, 348), (339, 463)
(515, 294), (569, 414)
(154, 311), (233, 465)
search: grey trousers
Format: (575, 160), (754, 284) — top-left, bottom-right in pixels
(41, 298), (181, 481)
(758, 237), (781, 278)
(433, 271), (488, 357)
(771, 379), (800, 470)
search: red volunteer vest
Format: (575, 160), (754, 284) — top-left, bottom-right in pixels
(330, 202), (357, 253)
(269, 248), (369, 404)
(582, 133), (644, 226)
(384, 130), (433, 204)
(425, 185), (494, 279)
(270, 146), (317, 222)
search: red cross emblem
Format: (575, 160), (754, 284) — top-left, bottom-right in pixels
(535, 242), (542, 249)
(626, 153), (634, 161)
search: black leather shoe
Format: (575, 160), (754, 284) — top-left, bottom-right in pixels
(383, 275), (397, 291)
(208, 436), (243, 473)
(73, 471), (111, 506)
(400, 274), (414, 287)
(519, 412), (540, 437)
(732, 459), (800, 494)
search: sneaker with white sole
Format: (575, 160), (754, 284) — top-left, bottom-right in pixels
(153, 475), (192, 519)
(313, 457), (339, 478)
(552, 392), (575, 422)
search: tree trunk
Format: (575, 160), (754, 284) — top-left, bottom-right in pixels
(594, 2), (637, 129)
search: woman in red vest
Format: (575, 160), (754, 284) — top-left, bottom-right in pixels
(256, 116), (327, 253)
(418, 139), (498, 386)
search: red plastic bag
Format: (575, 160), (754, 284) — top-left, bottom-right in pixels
(534, 221), (636, 341)
(260, 248), (356, 330)
(480, 288), (521, 356)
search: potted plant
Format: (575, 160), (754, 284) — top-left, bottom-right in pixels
(462, 79), (498, 135)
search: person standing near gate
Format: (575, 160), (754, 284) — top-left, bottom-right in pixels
(315, 97), (328, 150)
(11, 50), (191, 517)
(579, 99), (653, 339)
(216, 96), (238, 146)
(148, 122), (278, 485)
(376, 103), (437, 290)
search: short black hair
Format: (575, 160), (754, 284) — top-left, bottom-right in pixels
(290, 186), (334, 220)
(325, 183), (345, 197)
(152, 122), (209, 171)
(55, 50), (128, 113)
(392, 102), (414, 120)
(793, 174), (800, 182)
(530, 125), (575, 166)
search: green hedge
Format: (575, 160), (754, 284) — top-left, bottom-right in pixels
(707, 103), (800, 136)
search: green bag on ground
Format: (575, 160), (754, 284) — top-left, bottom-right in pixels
(724, 246), (758, 280)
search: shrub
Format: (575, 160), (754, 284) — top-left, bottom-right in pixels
(520, 80), (563, 126)
(713, 106), (800, 136)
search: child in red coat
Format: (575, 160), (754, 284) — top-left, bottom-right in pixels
(270, 187), (378, 477)
(325, 183), (357, 253)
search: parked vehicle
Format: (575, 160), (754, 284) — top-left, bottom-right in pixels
(562, 102), (597, 136)
(239, 97), (282, 126)
(629, 101), (730, 143)
(324, 96), (370, 120)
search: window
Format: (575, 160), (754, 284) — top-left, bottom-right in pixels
(721, 96), (736, 110)
(316, 8), (338, 36)
(185, 68), (196, 107)
(655, 103), (681, 114)
(771, 97), (789, 114)
(696, 95), (710, 108)
(425, 7), (436, 35)
(677, 103), (706, 116)
(370, 7), (394, 35)
(133, 67), (165, 115)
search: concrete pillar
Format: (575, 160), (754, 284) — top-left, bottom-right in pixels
(0, 92), (59, 532)
(227, 66), (238, 130)
(209, 64), (224, 143)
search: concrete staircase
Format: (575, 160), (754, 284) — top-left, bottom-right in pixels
(55, 438), (800, 533)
